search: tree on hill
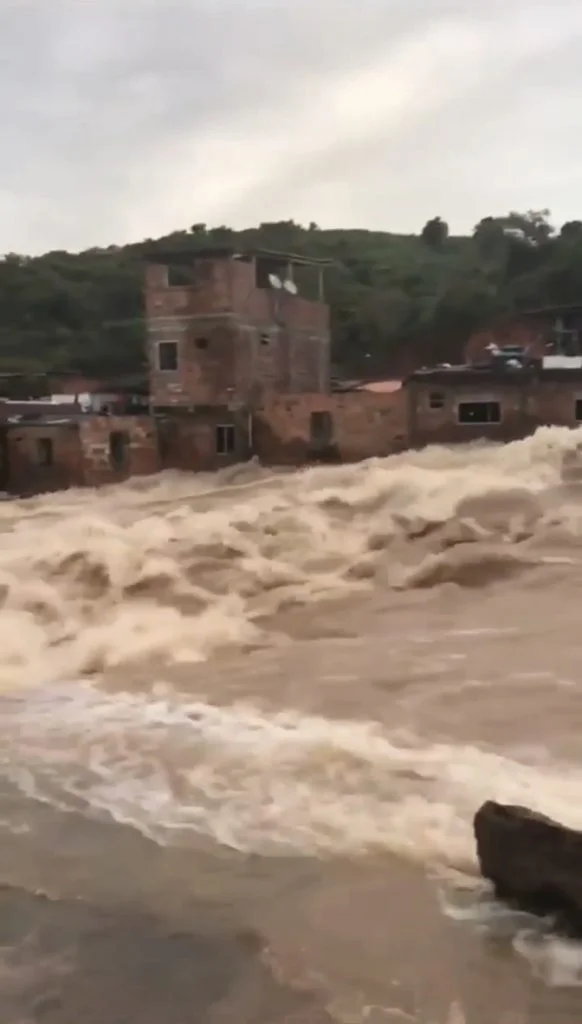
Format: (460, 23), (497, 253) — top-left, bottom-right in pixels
(560, 220), (582, 242)
(420, 216), (449, 250)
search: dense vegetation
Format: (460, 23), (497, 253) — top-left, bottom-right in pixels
(2, 210), (582, 379)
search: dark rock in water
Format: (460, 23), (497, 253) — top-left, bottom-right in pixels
(474, 800), (582, 934)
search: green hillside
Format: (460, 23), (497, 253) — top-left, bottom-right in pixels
(1, 210), (580, 379)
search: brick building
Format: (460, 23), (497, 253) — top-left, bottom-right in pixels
(253, 388), (407, 465)
(145, 247), (332, 470)
(406, 360), (582, 448)
(146, 248), (331, 405)
(1, 415), (160, 496)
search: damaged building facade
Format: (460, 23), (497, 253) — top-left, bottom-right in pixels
(0, 373), (159, 496)
(0, 413), (159, 496)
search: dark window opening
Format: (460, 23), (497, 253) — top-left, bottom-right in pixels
(259, 332), (271, 346)
(167, 264), (196, 287)
(256, 256), (288, 290)
(195, 337), (209, 350)
(428, 392), (445, 410)
(254, 251), (321, 300)
(457, 401), (501, 425)
(310, 410), (334, 446)
(293, 264), (320, 301)
(216, 424), (236, 455)
(36, 437), (53, 466)
(551, 327), (580, 356)
(500, 345), (525, 356)
(109, 430), (129, 471)
(575, 399), (582, 422)
(157, 341), (178, 371)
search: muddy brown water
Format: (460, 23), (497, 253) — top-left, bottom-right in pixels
(3, 430), (582, 1021)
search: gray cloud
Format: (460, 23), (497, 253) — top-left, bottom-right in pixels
(2, 0), (582, 253)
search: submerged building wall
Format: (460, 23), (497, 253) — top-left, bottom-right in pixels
(252, 390), (407, 465)
(5, 416), (161, 495)
(78, 416), (160, 486)
(156, 408), (251, 472)
(407, 369), (582, 447)
(7, 421), (84, 495)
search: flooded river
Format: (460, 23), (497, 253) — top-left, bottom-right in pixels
(3, 429), (582, 1021)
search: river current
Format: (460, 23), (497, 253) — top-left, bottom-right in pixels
(3, 429), (582, 1021)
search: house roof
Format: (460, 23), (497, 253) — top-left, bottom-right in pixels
(0, 373), (51, 399)
(518, 304), (582, 317)
(406, 363), (582, 385)
(331, 377), (402, 393)
(356, 379), (402, 394)
(147, 247), (334, 267)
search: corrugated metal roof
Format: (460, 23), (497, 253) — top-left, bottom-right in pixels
(357, 380), (402, 394)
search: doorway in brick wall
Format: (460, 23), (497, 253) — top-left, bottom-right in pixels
(109, 430), (130, 472)
(308, 410), (340, 462)
(309, 410), (333, 447)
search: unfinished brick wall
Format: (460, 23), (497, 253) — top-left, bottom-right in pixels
(148, 319), (240, 408)
(229, 259), (330, 395)
(408, 376), (582, 446)
(231, 259), (329, 332)
(145, 261), (232, 320)
(78, 416), (160, 486)
(7, 422), (85, 495)
(408, 381), (534, 447)
(253, 390), (407, 465)
(146, 256), (331, 407)
(534, 380), (582, 427)
(157, 410), (251, 472)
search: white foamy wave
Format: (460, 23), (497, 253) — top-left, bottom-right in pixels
(0, 426), (582, 689)
(514, 931), (582, 987)
(3, 685), (582, 870)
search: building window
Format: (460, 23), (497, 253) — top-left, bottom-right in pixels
(109, 430), (129, 470)
(575, 399), (582, 421)
(216, 424), (236, 455)
(36, 437), (54, 466)
(457, 400), (501, 425)
(259, 332), (271, 346)
(428, 392), (445, 410)
(195, 337), (209, 350)
(310, 410), (333, 446)
(157, 340), (178, 371)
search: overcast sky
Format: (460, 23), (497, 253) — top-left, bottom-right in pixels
(3, 0), (582, 255)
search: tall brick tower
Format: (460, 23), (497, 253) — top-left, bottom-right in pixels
(146, 247), (331, 411)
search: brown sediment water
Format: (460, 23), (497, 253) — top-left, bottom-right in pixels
(3, 428), (582, 1020)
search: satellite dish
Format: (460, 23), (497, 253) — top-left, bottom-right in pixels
(283, 279), (298, 295)
(268, 273), (282, 289)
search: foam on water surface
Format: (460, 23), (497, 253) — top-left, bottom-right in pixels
(2, 684), (582, 877)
